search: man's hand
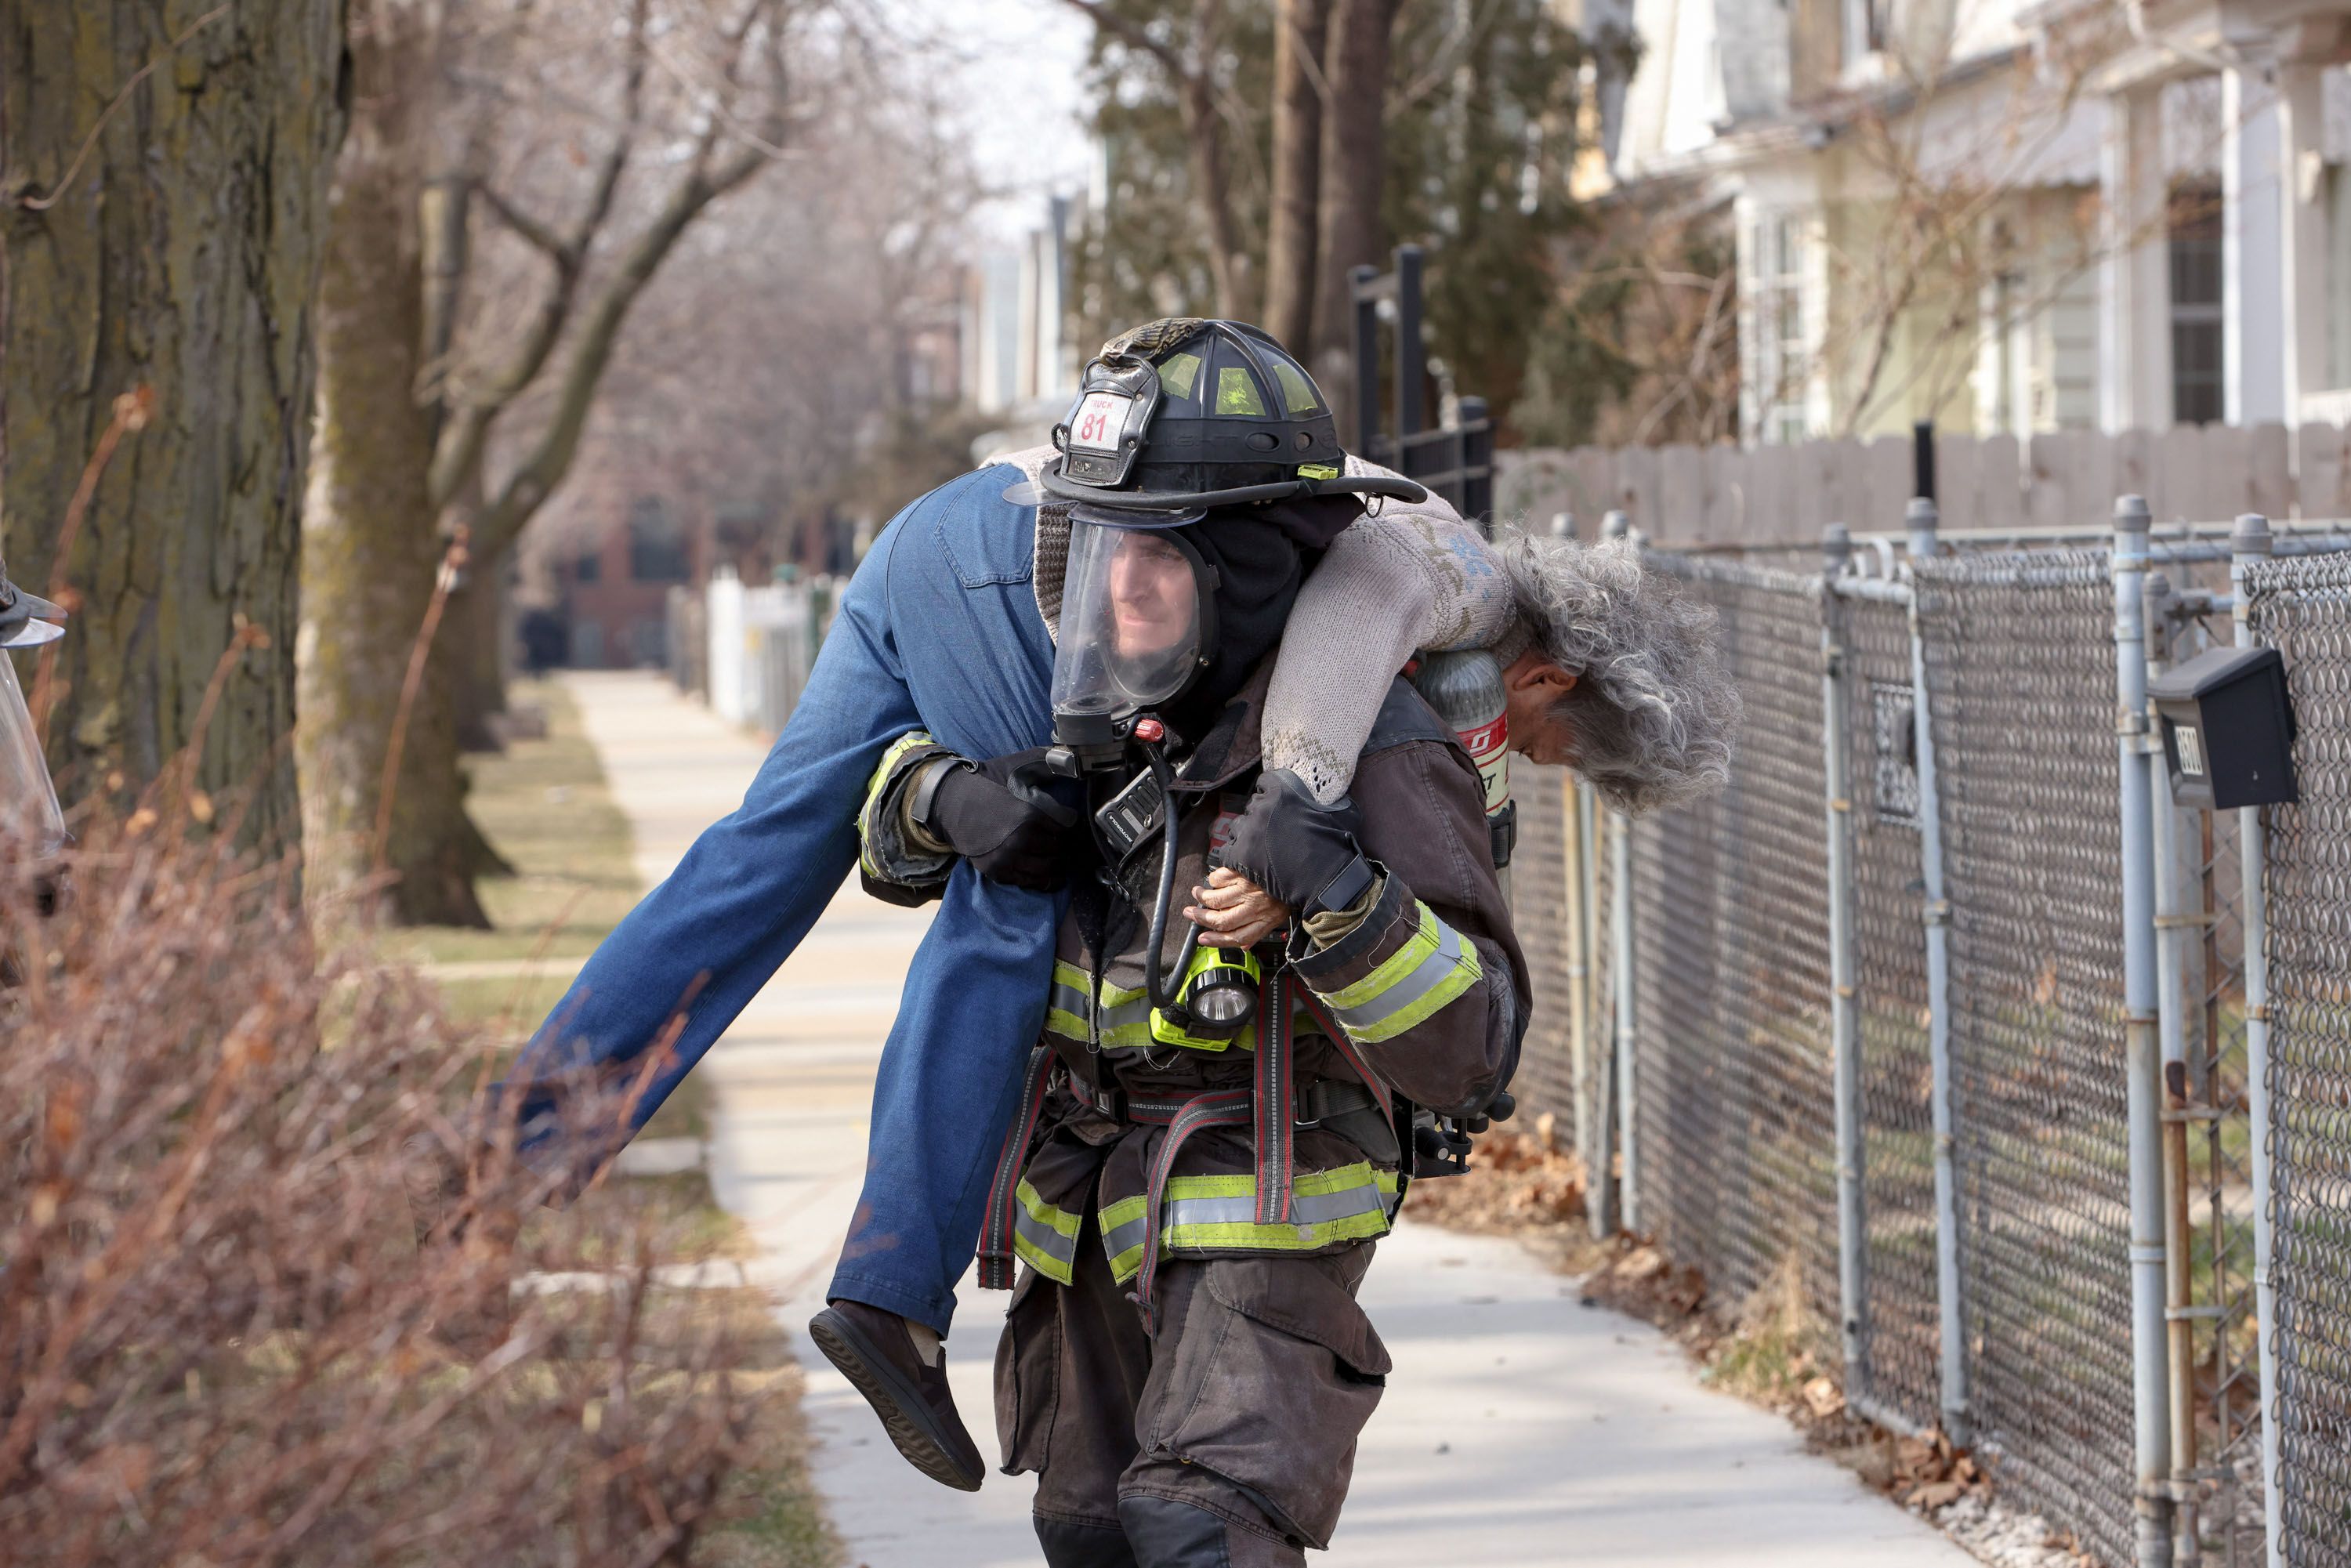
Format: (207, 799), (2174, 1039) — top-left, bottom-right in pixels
(1184, 867), (1290, 948)
(926, 748), (1082, 890)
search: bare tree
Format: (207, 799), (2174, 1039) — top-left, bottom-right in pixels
(299, 0), (797, 925)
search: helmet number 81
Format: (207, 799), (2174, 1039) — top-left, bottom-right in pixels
(1071, 393), (1129, 451)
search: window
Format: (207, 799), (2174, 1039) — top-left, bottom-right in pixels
(2327, 162), (2351, 389)
(575, 549), (601, 584)
(2170, 183), (2224, 426)
(1753, 212), (1809, 444)
(628, 497), (690, 583)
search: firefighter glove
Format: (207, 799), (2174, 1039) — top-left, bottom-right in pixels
(925, 748), (1081, 891)
(1210, 767), (1373, 917)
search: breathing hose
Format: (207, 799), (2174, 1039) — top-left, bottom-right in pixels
(1138, 737), (1183, 1012)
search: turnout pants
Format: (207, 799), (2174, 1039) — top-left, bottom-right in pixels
(996, 1217), (1391, 1568)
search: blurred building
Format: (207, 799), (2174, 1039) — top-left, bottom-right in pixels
(1588, 0), (2351, 444)
(963, 193), (1086, 453)
(545, 490), (712, 670)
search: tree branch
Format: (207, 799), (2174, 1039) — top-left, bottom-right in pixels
(1056, 0), (1191, 83)
(469, 139), (772, 565)
(473, 182), (568, 264)
(429, 0), (653, 509)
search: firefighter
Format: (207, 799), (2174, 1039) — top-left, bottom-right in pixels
(837, 328), (1739, 1562)
(851, 499), (1522, 1566)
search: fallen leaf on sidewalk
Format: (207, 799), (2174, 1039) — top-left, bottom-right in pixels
(1802, 1375), (1845, 1420)
(1616, 1246), (1667, 1280)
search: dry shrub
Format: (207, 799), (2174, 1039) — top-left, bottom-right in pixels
(0, 808), (765, 1566)
(1399, 1125), (1588, 1236)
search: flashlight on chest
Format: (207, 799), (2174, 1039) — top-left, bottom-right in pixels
(1148, 926), (1262, 1048)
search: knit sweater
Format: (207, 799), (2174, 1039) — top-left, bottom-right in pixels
(993, 446), (1522, 803)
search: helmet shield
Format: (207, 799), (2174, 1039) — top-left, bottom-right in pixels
(1049, 510), (1213, 724)
(0, 653), (66, 858)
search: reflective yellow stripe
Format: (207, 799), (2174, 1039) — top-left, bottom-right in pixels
(1100, 1193), (1150, 1282)
(1351, 947), (1480, 1042)
(1317, 902), (1483, 1045)
(1012, 1179), (1081, 1285)
(857, 730), (938, 877)
(1097, 1165), (1400, 1284)
(1045, 962), (1094, 1045)
(1320, 904), (1442, 1012)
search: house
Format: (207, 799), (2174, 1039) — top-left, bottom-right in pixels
(552, 491), (710, 670)
(1586, 0), (2351, 445)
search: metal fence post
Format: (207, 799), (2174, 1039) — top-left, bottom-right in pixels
(1563, 762), (1592, 1164)
(1903, 495), (1971, 1445)
(2143, 572), (2204, 1566)
(2114, 494), (2176, 1568)
(1580, 774), (1615, 1240)
(2230, 512), (2285, 1568)
(1822, 523), (1868, 1380)
(1602, 509), (1639, 1233)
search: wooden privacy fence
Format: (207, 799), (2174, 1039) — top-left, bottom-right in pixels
(1497, 422), (2351, 545)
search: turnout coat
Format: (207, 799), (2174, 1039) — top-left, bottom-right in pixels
(863, 659), (1532, 1301)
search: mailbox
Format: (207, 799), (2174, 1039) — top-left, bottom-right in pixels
(2146, 645), (2297, 809)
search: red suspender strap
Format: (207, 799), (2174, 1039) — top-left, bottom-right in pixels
(1125, 1088), (1251, 1333)
(1252, 972), (1295, 1226)
(976, 1046), (1056, 1291)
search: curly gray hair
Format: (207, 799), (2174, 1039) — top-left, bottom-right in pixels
(1498, 533), (1741, 815)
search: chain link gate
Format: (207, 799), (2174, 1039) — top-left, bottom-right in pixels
(1911, 547), (2141, 1565)
(1828, 574), (1946, 1436)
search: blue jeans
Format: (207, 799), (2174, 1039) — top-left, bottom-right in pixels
(516, 465), (1060, 1335)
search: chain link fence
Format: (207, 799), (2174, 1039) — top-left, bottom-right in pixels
(1914, 549), (2137, 1564)
(2245, 552), (2351, 1568)
(1838, 588), (1944, 1437)
(1509, 509), (2351, 1568)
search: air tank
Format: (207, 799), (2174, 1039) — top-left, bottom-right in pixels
(1409, 648), (1513, 882)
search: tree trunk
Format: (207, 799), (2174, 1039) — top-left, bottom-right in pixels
(444, 462), (509, 755)
(1310, 0), (1399, 434)
(449, 569), (509, 755)
(296, 0), (490, 929)
(1265, 0), (1329, 354)
(1168, 0), (1254, 324)
(0, 0), (344, 862)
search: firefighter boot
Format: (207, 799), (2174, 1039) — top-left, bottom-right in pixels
(1118, 1494), (1305, 1568)
(1034, 1516), (1142, 1567)
(809, 1301), (985, 1490)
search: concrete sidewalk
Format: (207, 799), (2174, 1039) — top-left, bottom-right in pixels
(560, 670), (1972, 1568)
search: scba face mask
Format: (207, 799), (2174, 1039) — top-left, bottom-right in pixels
(1049, 509), (1219, 751)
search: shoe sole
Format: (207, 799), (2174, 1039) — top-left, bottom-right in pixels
(808, 1308), (984, 1492)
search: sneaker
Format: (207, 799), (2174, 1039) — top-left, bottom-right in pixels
(808, 1301), (986, 1491)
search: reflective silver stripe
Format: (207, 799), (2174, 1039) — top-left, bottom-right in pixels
(1102, 1212), (1149, 1265)
(1163, 1182), (1391, 1231)
(1098, 996), (1150, 1028)
(1328, 917), (1467, 1034)
(1045, 981), (1092, 1032)
(1015, 1206), (1078, 1269)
